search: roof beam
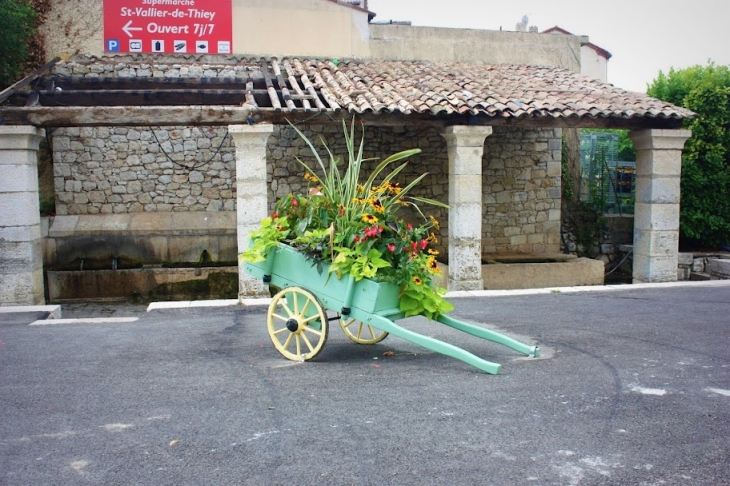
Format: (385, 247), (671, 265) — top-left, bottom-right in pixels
(0, 104), (686, 130)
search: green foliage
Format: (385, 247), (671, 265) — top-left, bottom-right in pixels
(0, 0), (37, 88)
(648, 63), (730, 246)
(241, 121), (453, 319)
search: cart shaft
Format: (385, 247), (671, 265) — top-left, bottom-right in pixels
(359, 313), (502, 375)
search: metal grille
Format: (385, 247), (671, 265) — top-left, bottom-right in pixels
(580, 132), (635, 215)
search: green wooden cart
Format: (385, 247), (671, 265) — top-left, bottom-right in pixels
(244, 244), (539, 374)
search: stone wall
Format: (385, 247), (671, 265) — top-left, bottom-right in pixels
(483, 128), (562, 254)
(51, 122), (561, 257)
(49, 60), (562, 258)
(52, 126), (236, 215)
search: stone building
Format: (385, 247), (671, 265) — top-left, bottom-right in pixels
(0, 0), (692, 304)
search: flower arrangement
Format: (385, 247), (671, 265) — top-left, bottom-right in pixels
(241, 121), (453, 319)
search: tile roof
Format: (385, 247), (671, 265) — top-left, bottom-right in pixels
(303, 59), (693, 122)
(1, 57), (694, 127)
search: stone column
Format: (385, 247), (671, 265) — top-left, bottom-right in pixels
(229, 124), (274, 298)
(628, 129), (691, 283)
(0, 126), (46, 305)
(440, 126), (493, 291)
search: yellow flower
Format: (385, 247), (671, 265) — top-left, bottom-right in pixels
(304, 172), (318, 182)
(412, 276), (423, 286)
(427, 233), (439, 244)
(427, 256), (441, 274)
(385, 181), (402, 195)
(429, 215), (440, 230)
(362, 213), (379, 224)
(368, 197), (385, 213)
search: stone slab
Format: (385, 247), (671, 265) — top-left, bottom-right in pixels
(438, 257), (604, 291)
(0, 305), (62, 319)
(707, 259), (730, 278)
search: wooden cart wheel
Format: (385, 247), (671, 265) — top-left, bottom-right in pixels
(267, 287), (328, 361)
(340, 318), (389, 345)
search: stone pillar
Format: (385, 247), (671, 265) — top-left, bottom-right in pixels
(0, 126), (46, 305)
(628, 129), (691, 283)
(440, 126), (493, 291)
(229, 124), (274, 298)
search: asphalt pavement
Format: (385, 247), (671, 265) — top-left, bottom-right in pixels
(1, 281), (729, 485)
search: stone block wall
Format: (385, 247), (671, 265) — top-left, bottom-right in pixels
(51, 123), (561, 257)
(52, 126), (236, 215)
(482, 127), (562, 254)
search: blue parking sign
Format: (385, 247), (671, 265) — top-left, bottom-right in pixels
(106, 39), (120, 52)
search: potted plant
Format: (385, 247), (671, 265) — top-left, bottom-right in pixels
(241, 120), (452, 319)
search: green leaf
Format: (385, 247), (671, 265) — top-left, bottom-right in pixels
(399, 294), (420, 312)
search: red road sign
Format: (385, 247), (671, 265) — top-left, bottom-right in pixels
(104, 0), (232, 54)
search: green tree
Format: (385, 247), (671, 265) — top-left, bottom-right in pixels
(647, 63), (730, 247)
(0, 0), (37, 88)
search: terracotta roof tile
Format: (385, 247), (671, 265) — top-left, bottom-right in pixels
(298, 59), (694, 121)
(5, 57), (692, 127)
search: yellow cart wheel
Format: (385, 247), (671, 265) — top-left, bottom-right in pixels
(340, 318), (389, 345)
(267, 287), (328, 361)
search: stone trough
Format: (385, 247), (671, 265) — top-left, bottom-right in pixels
(437, 254), (605, 291)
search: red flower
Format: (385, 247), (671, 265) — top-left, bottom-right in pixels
(407, 224), (413, 231)
(387, 243), (396, 252)
(419, 239), (428, 250)
(291, 199), (298, 207)
(364, 226), (381, 238)
(271, 212), (279, 218)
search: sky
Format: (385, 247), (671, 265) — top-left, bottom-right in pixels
(366, 0), (730, 93)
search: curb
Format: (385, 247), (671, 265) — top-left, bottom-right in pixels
(148, 279), (730, 309)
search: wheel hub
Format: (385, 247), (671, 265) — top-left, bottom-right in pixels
(285, 318), (299, 332)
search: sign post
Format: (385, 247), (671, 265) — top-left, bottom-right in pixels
(104, 0), (232, 54)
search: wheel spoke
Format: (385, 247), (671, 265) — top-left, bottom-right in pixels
(295, 334), (301, 358)
(272, 312), (289, 322)
(301, 332), (315, 353)
(303, 325), (322, 337)
(280, 301), (294, 318)
(282, 332), (294, 350)
(340, 318), (388, 345)
(301, 313), (322, 325)
(293, 291), (300, 314)
(299, 298), (311, 319)
(272, 327), (289, 336)
(367, 325), (377, 339)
